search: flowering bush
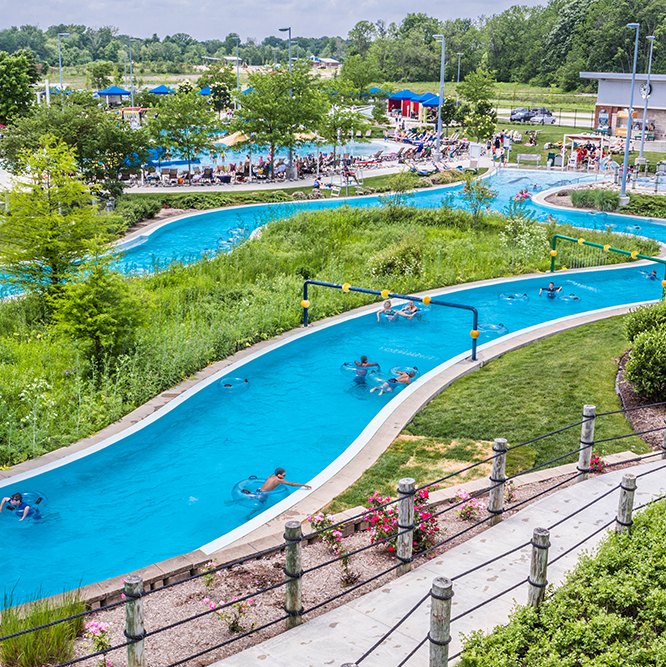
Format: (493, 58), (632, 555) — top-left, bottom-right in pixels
(368, 239), (423, 277)
(454, 488), (486, 521)
(504, 480), (520, 504)
(84, 620), (112, 667)
(589, 452), (606, 474)
(201, 560), (221, 590)
(365, 488), (441, 556)
(204, 597), (255, 633)
(307, 512), (358, 586)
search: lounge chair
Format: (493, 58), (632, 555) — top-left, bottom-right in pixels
(365, 129), (372, 138)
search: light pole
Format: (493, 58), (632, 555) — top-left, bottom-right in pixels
(434, 34), (445, 159)
(456, 52), (463, 106)
(279, 27), (294, 177)
(291, 40), (299, 61)
(620, 23), (640, 199)
(233, 37), (240, 93)
(639, 35), (655, 159)
(57, 32), (69, 102)
(129, 38), (139, 107)
(273, 47), (277, 67)
(122, 46), (128, 88)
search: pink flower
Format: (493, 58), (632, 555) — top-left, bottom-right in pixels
(209, 603), (216, 609)
(248, 599), (254, 604)
(203, 597), (210, 604)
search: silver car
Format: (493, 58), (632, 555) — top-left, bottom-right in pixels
(531, 114), (557, 125)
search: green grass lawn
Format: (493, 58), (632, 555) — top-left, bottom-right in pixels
(327, 316), (650, 512)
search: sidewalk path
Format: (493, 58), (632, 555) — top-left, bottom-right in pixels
(213, 459), (665, 667)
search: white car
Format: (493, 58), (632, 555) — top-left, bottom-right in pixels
(531, 114), (557, 125)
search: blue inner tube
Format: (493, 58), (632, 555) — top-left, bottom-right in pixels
(390, 366), (419, 378)
(478, 323), (509, 335)
(231, 476), (289, 509)
(380, 311), (399, 322)
(367, 371), (408, 394)
(1, 491), (47, 521)
(218, 377), (250, 393)
(499, 293), (529, 303)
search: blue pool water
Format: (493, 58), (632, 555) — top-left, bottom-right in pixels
(1, 169), (664, 600)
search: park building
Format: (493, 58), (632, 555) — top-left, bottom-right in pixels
(580, 71), (666, 148)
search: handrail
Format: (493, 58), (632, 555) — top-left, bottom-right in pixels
(550, 233), (666, 281)
(302, 280), (480, 361)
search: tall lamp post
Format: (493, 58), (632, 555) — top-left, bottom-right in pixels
(639, 35), (655, 159)
(620, 22), (640, 200)
(57, 32), (69, 103)
(273, 47), (277, 67)
(279, 26), (294, 177)
(291, 40), (299, 61)
(129, 37), (139, 107)
(122, 46), (128, 88)
(456, 52), (463, 106)
(434, 34), (446, 160)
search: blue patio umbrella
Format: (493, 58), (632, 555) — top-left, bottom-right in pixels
(149, 84), (174, 95)
(422, 96), (441, 107)
(198, 87), (211, 96)
(97, 85), (131, 96)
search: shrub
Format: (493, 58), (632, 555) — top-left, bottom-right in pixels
(570, 188), (595, 208)
(624, 192), (666, 218)
(570, 188), (619, 212)
(368, 238), (423, 277)
(115, 197), (162, 228)
(0, 592), (85, 667)
(624, 327), (666, 399)
(624, 301), (666, 343)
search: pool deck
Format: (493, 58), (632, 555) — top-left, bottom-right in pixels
(211, 457), (666, 667)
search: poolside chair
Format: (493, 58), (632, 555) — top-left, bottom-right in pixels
(201, 167), (214, 184)
(365, 129), (372, 138)
(356, 130), (362, 138)
(160, 168), (170, 185)
(168, 168), (179, 184)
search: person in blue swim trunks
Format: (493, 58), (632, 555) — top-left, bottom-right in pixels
(0, 493), (32, 521)
(370, 370), (416, 396)
(353, 355), (380, 384)
(258, 468), (312, 494)
(539, 282), (562, 299)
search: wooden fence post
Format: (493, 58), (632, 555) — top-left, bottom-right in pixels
(429, 576), (454, 667)
(284, 521), (303, 629)
(124, 574), (146, 667)
(397, 477), (416, 576)
(527, 527), (550, 607)
(577, 405), (596, 483)
(616, 473), (637, 534)
(488, 438), (508, 526)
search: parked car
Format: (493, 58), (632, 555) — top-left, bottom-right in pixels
(510, 109), (534, 123)
(531, 114), (557, 125)
(511, 107), (529, 115)
(531, 107), (552, 116)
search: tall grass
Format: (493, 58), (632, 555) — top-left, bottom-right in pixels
(0, 592), (85, 667)
(0, 204), (659, 466)
(570, 188), (620, 212)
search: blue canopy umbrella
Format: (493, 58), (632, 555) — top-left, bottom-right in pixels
(198, 87), (211, 96)
(97, 85), (131, 96)
(369, 86), (387, 95)
(422, 96), (441, 108)
(389, 89), (417, 101)
(148, 84), (174, 95)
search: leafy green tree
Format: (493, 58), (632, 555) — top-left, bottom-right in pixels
(439, 98), (457, 136)
(0, 50), (35, 124)
(318, 103), (370, 163)
(233, 61), (327, 177)
(0, 136), (116, 304)
(458, 69), (497, 142)
(197, 62), (235, 112)
(347, 21), (376, 58)
(53, 253), (145, 363)
(0, 104), (150, 196)
(87, 60), (115, 89)
(340, 54), (378, 94)
(460, 175), (498, 226)
(148, 90), (220, 180)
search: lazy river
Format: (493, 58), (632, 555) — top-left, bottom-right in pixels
(1, 170), (663, 601)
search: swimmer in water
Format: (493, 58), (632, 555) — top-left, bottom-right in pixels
(353, 355), (380, 384)
(397, 300), (419, 321)
(377, 300), (396, 322)
(222, 379), (248, 389)
(539, 282), (562, 299)
(258, 468), (312, 493)
(649, 270), (658, 280)
(0, 493), (31, 521)
(370, 370), (416, 396)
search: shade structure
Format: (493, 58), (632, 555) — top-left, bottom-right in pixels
(198, 87), (211, 96)
(294, 131), (319, 141)
(422, 96), (441, 107)
(213, 131), (249, 147)
(368, 86), (387, 95)
(389, 89), (417, 101)
(97, 85), (131, 95)
(149, 84), (174, 95)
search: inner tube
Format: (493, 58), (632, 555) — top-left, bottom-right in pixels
(390, 366), (419, 378)
(367, 371), (409, 393)
(340, 361), (380, 383)
(218, 377), (249, 393)
(625, 225), (641, 233)
(231, 476), (289, 509)
(478, 323), (508, 335)
(499, 293), (529, 303)
(558, 293), (580, 302)
(1, 491), (47, 521)
(380, 311), (399, 322)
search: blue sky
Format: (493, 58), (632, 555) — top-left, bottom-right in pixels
(9, 0), (546, 41)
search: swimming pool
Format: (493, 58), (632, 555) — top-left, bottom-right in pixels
(0, 170), (663, 600)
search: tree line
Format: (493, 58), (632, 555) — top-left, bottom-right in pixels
(2, 0), (666, 89)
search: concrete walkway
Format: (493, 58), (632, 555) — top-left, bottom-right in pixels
(213, 458), (666, 667)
